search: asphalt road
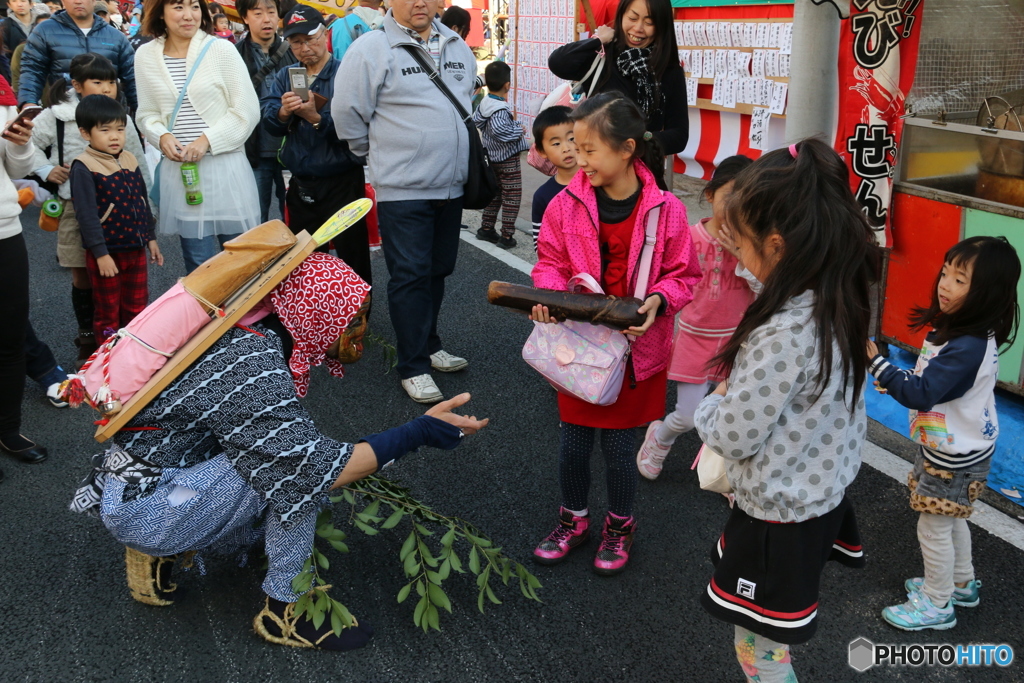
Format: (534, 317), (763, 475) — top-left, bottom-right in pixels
(1, 207), (1022, 682)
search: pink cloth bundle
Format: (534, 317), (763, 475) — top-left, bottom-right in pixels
(82, 283), (211, 404)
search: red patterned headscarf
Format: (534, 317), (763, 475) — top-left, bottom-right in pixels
(269, 252), (371, 397)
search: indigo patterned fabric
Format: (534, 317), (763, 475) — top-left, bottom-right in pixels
(99, 322), (352, 530)
(100, 453), (317, 601)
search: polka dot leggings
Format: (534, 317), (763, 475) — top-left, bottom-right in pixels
(559, 422), (639, 517)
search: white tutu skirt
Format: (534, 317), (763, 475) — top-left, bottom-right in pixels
(157, 150), (261, 239)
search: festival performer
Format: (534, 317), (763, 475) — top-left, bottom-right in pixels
(529, 93), (700, 575)
(70, 252), (489, 651)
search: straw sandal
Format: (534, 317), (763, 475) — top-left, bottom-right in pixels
(253, 591), (373, 651)
(124, 547), (193, 606)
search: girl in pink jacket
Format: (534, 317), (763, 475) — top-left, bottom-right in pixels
(529, 92), (700, 575)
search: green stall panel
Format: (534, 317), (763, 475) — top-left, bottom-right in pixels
(964, 208), (1024, 386)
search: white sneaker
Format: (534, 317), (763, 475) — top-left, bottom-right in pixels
(46, 382), (68, 408)
(430, 350), (468, 373)
(636, 420), (671, 480)
(401, 374), (444, 403)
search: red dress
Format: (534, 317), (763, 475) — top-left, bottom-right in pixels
(558, 202), (669, 429)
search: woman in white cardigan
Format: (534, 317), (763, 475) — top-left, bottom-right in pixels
(135, 0), (261, 273)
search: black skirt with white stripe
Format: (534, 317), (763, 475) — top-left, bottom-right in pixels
(701, 496), (864, 644)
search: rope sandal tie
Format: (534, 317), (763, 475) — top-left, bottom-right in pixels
(253, 586), (360, 649)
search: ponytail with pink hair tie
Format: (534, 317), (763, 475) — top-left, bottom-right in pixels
(788, 143), (799, 159)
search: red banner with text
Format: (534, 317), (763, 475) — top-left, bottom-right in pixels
(834, 0), (923, 247)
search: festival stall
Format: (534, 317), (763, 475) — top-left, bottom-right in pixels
(671, 0), (793, 178)
(879, 106), (1024, 393)
(507, 0), (578, 134)
(858, 0), (1024, 506)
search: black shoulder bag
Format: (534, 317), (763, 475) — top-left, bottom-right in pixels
(250, 39), (294, 91)
(36, 119), (65, 195)
(400, 45), (498, 210)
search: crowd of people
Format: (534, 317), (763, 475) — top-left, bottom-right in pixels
(0, 0), (1019, 677)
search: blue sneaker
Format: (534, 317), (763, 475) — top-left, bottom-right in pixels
(904, 578), (981, 607)
(882, 590), (957, 631)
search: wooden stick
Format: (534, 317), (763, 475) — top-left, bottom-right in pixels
(94, 232), (317, 442)
(578, 0), (597, 33)
(487, 281), (645, 329)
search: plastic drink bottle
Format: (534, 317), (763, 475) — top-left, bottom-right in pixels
(181, 161), (203, 205)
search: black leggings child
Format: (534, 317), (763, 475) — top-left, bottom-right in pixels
(559, 423), (638, 517)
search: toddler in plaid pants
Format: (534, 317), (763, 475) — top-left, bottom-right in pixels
(472, 61), (529, 249)
(69, 95), (162, 345)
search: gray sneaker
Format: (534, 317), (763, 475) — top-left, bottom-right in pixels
(401, 374), (443, 404)
(430, 350), (468, 373)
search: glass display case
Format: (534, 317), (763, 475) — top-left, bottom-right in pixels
(896, 114), (1024, 216)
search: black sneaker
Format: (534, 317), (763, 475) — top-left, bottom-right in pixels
(497, 236), (517, 249)
(476, 227), (500, 243)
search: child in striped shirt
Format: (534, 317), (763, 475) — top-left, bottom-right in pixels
(472, 61), (528, 249)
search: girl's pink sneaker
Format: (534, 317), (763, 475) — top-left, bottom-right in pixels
(533, 507), (590, 565)
(593, 513), (636, 576)
(637, 420), (671, 480)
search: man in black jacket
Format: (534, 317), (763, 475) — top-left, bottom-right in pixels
(236, 0), (294, 222)
(261, 5), (369, 287)
(1, 0), (33, 57)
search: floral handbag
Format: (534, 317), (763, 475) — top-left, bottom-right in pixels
(522, 205), (660, 405)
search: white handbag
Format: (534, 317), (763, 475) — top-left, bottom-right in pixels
(693, 444), (732, 493)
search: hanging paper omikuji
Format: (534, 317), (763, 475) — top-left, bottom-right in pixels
(832, 0), (924, 247)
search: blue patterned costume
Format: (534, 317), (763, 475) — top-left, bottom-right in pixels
(74, 321), (352, 601)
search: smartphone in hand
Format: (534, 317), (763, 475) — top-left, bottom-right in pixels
(2, 105), (42, 140)
(287, 67), (310, 102)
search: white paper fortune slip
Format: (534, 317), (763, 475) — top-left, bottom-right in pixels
(688, 50), (702, 78)
(731, 23), (743, 48)
(693, 22), (707, 46)
(703, 49), (716, 78)
(752, 49), (765, 78)
(722, 77), (737, 109)
(749, 106), (771, 151)
(780, 23), (793, 55)
(769, 81), (788, 115)
(685, 77), (698, 106)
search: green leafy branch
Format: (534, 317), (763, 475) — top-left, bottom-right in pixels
(289, 507), (356, 637)
(293, 474), (542, 634)
(364, 331), (398, 374)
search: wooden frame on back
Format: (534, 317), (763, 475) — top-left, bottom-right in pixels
(94, 231), (317, 442)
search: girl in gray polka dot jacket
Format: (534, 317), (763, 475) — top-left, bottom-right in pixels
(692, 139), (880, 682)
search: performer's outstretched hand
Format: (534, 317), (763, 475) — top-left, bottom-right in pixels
(332, 394), (489, 488)
(425, 393), (489, 435)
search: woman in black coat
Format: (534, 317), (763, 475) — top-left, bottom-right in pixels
(548, 0), (687, 155)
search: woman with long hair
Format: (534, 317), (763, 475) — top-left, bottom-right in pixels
(548, 0), (686, 154)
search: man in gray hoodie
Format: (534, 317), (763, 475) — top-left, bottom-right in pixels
(333, 0), (475, 404)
